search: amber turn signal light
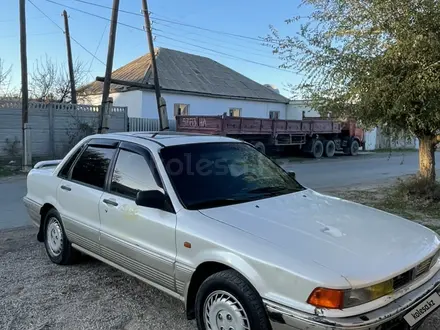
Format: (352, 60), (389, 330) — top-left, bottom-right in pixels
(307, 287), (344, 309)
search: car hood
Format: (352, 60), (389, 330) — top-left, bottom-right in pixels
(199, 189), (440, 286)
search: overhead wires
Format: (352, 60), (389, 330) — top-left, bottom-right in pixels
(42, 0), (293, 73)
(28, 0), (106, 66)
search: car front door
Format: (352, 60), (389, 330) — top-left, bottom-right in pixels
(57, 140), (118, 255)
(98, 142), (177, 291)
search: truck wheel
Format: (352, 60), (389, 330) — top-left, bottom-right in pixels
(44, 208), (79, 265)
(311, 140), (324, 158)
(349, 140), (360, 156)
(253, 141), (266, 154)
(195, 269), (271, 330)
(324, 140), (336, 158)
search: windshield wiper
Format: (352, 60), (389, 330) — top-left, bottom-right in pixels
(187, 196), (254, 210)
(245, 186), (292, 195)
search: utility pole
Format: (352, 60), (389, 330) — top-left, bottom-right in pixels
(62, 10), (77, 104)
(98, 0), (120, 134)
(141, 0), (169, 130)
(20, 0), (31, 169)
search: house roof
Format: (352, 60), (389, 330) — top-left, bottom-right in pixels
(79, 48), (290, 104)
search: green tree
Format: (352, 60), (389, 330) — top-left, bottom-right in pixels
(267, 0), (440, 181)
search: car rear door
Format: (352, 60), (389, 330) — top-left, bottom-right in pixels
(57, 139), (118, 255)
(98, 141), (177, 291)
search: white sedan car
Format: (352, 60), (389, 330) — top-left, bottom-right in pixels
(24, 132), (440, 330)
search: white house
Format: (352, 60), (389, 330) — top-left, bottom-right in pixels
(80, 48), (413, 151)
(79, 47), (290, 120)
(286, 100), (320, 120)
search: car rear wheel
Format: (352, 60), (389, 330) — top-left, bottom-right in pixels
(195, 269), (271, 330)
(253, 141), (266, 155)
(311, 139), (324, 158)
(349, 140), (360, 156)
(44, 208), (78, 265)
(323, 140), (336, 157)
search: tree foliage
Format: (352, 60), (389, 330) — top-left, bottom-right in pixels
(267, 0), (440, 180)
(29, 55), (87, 103)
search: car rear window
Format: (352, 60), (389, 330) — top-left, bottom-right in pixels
(71, 146), (116, 189)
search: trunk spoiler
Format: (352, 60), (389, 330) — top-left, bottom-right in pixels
(33, 159), (63, 169)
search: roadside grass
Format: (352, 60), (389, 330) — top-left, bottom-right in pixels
(330, 176), (440, 234)
(0, 165), (21, 178)
(373, 148), (419, 153)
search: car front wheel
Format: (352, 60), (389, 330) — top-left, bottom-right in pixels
(44, 208), (78, 265)
(195, 269), (271, 330)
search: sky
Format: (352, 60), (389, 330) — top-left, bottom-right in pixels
(1, 0), (309, 98)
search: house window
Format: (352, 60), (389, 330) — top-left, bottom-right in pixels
(269, 111), (280, 119)
(229, 108), (241, 117)
(174, 104), (190, 117)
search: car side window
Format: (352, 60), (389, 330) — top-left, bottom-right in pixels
(59, 146), (83, 178)
(110, 149), (163, 199)
(71, 146), (116, 189)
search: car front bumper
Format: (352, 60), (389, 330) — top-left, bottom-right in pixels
(265, 269), (440, 330)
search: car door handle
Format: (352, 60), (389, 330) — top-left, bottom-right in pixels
(60, 185), (71, 191)
(103, 199), (118, 207)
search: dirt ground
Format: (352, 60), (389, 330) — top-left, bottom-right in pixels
(0, 227), (196, 330)
(325, 177), (440, 234)
(1, 226), (440, 329)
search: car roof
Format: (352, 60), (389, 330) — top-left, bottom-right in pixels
(90, 131), (241, 148)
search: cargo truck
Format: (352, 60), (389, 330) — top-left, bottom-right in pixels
(176, 114), (365, 158)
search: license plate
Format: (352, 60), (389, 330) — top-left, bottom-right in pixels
(403, 292), (440, 327)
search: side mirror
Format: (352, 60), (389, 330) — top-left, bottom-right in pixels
(135, 190), (166, 210)
(288, 172), (296, 180)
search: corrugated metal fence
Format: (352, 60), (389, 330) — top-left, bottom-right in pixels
(128, 117), (176, 132)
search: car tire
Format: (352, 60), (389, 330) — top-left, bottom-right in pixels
(253, 141), (266, 155)
(195, 269), (271, 330)
(43, 208), (78, 265)
(349, 139), (360, 156)
(311, 139), (324, 158)
(323, 140), (336, 158)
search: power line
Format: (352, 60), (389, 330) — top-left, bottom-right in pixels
(88, 23), (108, 78)
(154, 33), (293, 73)
(0, 16), (43, 23)
(51, 0), (270, 54)
(151, 14), (274, 45)
(154, 40), (274, 66)
(27, 0), (106, 66)
(71, 0), (274, 45)
(153, 20), (273, 55)
(44, 0), (291, 72)
(74, 0), (142, 17)
(46, 0), (144, 32)
(0, 31), (60, 39)
(154, 27), (275, 60)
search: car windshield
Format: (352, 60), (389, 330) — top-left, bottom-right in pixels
(160, 142), (305, 210)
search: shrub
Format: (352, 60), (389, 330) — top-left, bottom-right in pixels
(394, 176), (440, 203)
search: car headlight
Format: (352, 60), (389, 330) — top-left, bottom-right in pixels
(343, 279), (394, 308)
(431, 249), (440, 268)
(308, 251), (440, 310)
(307, 280), (394, 309)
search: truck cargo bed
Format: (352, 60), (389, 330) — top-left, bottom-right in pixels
(176, 115), (341, 136)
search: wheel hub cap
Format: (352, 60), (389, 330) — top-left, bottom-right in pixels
(47, 217), (63, 256)
(204, 290), (250, 330)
